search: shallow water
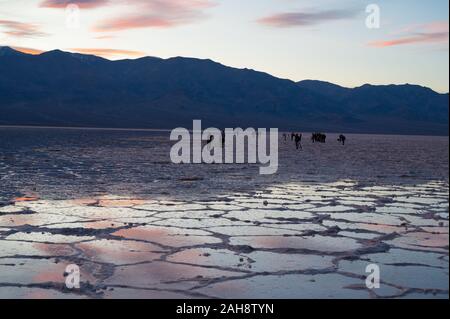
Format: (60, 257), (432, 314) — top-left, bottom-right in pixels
(0, 127), (448, 299)
(0, 127), (448, 201)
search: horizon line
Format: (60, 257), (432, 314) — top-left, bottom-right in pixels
(0, 125), (448, 138)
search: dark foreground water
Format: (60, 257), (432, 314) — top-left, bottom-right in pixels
(0, 127), (448, 299)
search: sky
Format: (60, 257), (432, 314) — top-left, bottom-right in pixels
(0, 0), (448, 93)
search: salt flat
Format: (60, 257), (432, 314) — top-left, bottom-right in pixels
(0, 128), (448, 298)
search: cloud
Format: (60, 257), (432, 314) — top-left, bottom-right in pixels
(67, 47), (146, 58)
(37, 0), (214, 31)
(0, 20), (48, 38)
(370, 21), (449, 48)
(370, 33), (448, 48)
(39, 0), (109, 9)
(12, 46), (45, 55)
(94, 35), (117, 40)
(257, 9), (358, 28)
(93, 0), (214, 32)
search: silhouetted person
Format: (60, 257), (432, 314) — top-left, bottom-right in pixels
(283, 133), (287, 141)
(338, 134), (346, 145)
(291, 133), (295, 141)
(295, 134), (302, 150)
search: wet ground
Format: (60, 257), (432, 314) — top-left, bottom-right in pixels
(0, 127), (448, 298)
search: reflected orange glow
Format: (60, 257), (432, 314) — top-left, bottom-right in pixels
(114, 226), (169, 241)
(76, 239), (162, 264)
(14, 196), (39, 202)
(32, 264), (66, 283)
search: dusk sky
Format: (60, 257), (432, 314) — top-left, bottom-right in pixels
(0, 0), (448, 92)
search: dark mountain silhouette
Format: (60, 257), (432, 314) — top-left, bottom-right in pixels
(297, 80), (449, 134)
(0, 47), (448, 135)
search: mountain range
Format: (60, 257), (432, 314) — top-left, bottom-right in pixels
(0, 46), (448, 135)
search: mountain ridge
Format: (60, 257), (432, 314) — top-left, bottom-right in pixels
(0, 47), (448, 135)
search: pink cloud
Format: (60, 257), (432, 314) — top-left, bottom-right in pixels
(94, 16), (174, 32)
(370, 21), (449, 48)
(40, 0), (109, 9)
(93, 0), (215, 32)
(0, 20), (48, 38)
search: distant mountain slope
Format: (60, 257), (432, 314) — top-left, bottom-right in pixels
(298, 80), (449, 126)
(0, 47), (448, 135)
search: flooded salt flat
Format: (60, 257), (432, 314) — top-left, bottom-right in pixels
(0, 127), (448, 299)
(0, 127), (448, 201)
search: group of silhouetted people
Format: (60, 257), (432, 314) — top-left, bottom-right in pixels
(283, 132), (347, 149)
(311, 133), (327, 143)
